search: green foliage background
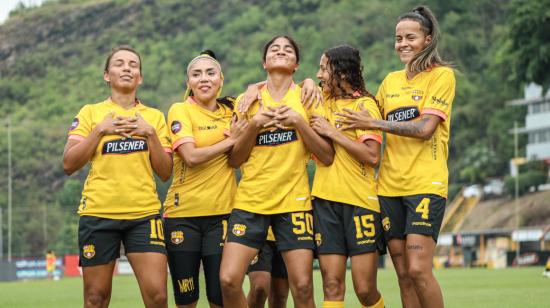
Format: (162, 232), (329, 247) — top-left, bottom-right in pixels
(0, 0), (546, 256)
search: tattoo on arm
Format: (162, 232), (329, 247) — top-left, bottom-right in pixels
(376, 117), (430, 137)
(392, 252), (404, 258)
(407, 244), (424, 251)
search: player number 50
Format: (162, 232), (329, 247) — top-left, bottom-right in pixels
(292, 212), (313, 235)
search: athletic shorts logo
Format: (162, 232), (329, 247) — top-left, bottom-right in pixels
(232, 224), (247, 236)
(250, 255), (259, 265)
(171, 231), (184, 244)
(102, 138), (148, 155)
(382, 217), (390, 232)
(69, 118), (79, 131)
(83, 244), (95, 259)
(315, 233), (322, 246)
(412, 90), (424, 101)
(386, 106), (419, 122)
(256, 129), (298, 146)
(171, 121), (182, 134)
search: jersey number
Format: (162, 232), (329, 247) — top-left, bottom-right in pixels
(292, 212), (313, 235)
(353, 214), (375, 239)
(149, 219), (165, 240)
(416, 198), (430, 220)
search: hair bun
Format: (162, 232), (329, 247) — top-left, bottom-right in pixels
(200, 49), (217, 59)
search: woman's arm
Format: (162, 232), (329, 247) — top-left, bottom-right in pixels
(63, 112), (118, 175)
(177, 119), (248, 168)
(311, 114), (380, 167)
(270, 106), (334, 166)
(337, 106), (441, 140)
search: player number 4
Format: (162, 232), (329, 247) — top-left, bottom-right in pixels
(416, 198), (430, 220)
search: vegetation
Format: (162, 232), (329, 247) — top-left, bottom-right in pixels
(0, 0), (545, 256)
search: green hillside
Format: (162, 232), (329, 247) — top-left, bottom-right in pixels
(0, 0), (545, 256)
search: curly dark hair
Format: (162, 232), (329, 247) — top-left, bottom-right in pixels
(323, 45), (379, 109)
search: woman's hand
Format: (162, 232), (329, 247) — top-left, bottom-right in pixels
(310, 114), (337, 138)
(335, 104), (376, 130)
(265, 105), (302, 129)
(238, 83), (263, 113)
(229, 118), (249, 141)
(301, 78), (323, 109)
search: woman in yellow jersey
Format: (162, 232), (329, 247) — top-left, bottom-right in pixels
(63, 46), (173, 308)
(339, 6), (455, 308)
(310, 45), (385, 308)
(163, 50), (247, 308)
(220, 35), (334, 308)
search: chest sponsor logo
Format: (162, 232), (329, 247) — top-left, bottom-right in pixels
(256, 129), (298, 146)
(386, 106), (419, 122)
(171, 121), (181, 134)
(412, 90), (424, 101)
(69, 118), (79, 131)
(102, 138), (148, 155)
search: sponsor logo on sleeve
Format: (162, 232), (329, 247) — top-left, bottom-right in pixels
(69, 118), (79, 131)
(386, 106), (420, 122)
(102, 138), (148, 155)
(431, 96), (449, 107)
(256, 129), (298, 146)
(171, 121), (182, 134)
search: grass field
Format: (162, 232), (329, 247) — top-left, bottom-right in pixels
(0, 267), (547, 307)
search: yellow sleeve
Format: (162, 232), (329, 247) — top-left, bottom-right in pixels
(375, 79), (386, 118)
(155, 112), (172, 151)
(168, 103), (195, 150)
(67, 104), (93, 141)
(357, 97), (382, 144)
(421, 68), (455, 121)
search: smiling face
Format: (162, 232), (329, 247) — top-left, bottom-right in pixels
(103, 50), (142, 92)
(316, 54), (332, 94)
(187, 58), (223, 104)
(262, 37), (299, 74)
(395, 19), (432, 64)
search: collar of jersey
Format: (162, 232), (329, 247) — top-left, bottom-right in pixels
(185, 96), (228, 116)
(105, 97), (146, 111)
(259, 81), (297, 104)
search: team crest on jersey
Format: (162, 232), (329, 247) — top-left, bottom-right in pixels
(171, 231), (184, 244)
(232, 224), (247, 236)
(315, 233), (322, 246)
(83, 244), (95, 259)
(412, 90), (423, 101)
(171, 121), (182, 134)
(382, 217), (391, 232)
(250, 255), (259, 265)
(69, 118), (79, 131)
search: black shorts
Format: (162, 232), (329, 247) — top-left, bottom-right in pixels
(78, 214), (166, 267)
(248, 241), (288, 278)
(379, 194), (446, 242)
(226, 209), (315, 251)
(313, 198), (385, 256)
(164, 215), (229, 255)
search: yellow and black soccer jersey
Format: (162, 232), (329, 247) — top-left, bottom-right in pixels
(233, 83), (320, 215)
(312, 96), (382, 212)
(376, 66), (455, 198)
(164, 97), (236, 217)
(67, 98), (171, 219)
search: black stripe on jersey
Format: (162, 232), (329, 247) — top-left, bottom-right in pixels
(386, 106), (419, 122)
(102, 138), (148, 155)
(256, 129), (298, 146)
